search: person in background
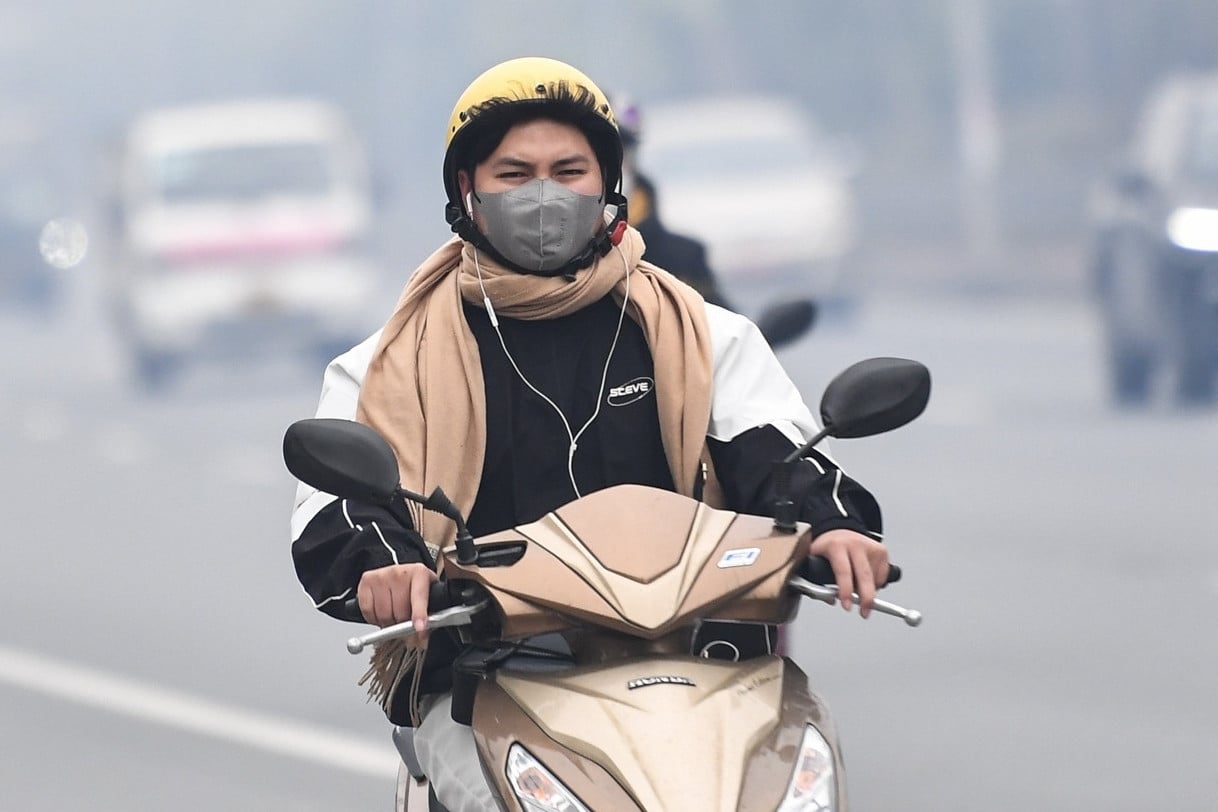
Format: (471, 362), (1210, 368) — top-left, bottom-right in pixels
(290, 57), (886, 812)
(614, 93), (736, 310)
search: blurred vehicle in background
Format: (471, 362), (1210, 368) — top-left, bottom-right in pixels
(106, 97), (380, 389)
(636, 95), (860, 308)
(1088, 72), (1218, 407)
(0, 119), (65, 315)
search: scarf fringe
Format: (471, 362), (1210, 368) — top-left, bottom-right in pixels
(358, 638), (428, 727)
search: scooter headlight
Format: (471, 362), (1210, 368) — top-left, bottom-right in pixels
(776, 725), (837, 811)
(505, 743), (591, 812)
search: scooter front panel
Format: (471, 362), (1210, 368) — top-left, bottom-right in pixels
(473, 678), (643, 811)
(445, 484), (810, 639)
(491, 654), (788, 811)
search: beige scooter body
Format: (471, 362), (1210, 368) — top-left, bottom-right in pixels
(285, 357), (930, 810)
(413, 483), (845, 811)
(473, 654), (842, 811)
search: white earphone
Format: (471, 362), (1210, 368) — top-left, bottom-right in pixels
(473, 246), (632, 498)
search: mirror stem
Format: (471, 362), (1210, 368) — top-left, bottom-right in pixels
(398, 485), (428, 504)
(420, 487), (478, 565)
(782, 427), (829, 464)
(772, 460), (799, 533)
(453, 528), (477, 565)
(775, 426), (831, 532)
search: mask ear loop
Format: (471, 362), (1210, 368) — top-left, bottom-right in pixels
(472, 246), (632, 499)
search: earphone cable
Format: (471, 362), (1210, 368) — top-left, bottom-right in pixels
(473, 246), (631, 498)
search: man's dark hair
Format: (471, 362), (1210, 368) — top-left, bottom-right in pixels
(456, 82), (621, 194)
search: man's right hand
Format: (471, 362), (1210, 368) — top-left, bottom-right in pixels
(357, 563), (439, 641)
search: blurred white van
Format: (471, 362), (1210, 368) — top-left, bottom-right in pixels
(637, 95), (860, 305)
(110, 98), (380, 387)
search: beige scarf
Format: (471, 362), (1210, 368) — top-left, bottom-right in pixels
(356, 225), (723, 545)
(353, 226), (722, 717)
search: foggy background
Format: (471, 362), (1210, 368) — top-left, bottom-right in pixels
(2, 1), (1216, 810)
(10, 0), (1218, 292)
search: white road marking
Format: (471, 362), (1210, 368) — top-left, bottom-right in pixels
(0, 643), (398, 778)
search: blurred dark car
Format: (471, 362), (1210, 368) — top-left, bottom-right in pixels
(0, 175), (61, 315)
(1088, 72), (1218, 406)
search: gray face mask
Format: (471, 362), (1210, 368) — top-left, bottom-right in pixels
(474, 178), (605, 273)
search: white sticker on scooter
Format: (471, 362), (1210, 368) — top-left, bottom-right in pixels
(717, 547), (761, 568)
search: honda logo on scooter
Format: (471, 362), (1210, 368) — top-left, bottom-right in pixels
(626, 675), (696, 690)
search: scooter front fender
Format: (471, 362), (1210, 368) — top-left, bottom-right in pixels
(472, 654), (846, 812)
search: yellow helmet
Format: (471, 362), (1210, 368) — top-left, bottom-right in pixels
(442, 57), (623, 218)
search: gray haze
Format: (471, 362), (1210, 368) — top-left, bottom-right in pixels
(2, 2), (1216, 810)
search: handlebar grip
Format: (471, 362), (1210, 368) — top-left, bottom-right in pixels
(341, 580), (455, 623)
(799, 556), (902, 586)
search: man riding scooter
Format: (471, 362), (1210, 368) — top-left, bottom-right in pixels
(289, 56), (889, 811)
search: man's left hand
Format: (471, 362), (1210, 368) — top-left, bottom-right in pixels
(807, 529), (889, 619)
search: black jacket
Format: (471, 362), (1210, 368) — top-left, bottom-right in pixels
(290, 292), (880, 719)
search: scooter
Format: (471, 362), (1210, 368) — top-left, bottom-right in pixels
(284, 356), (929, 811)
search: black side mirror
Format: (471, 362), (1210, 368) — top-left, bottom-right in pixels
(756, 299), (817, 349)
(773, 356), (931, 530)
(819, 357), (931, 439)
(283, 418), (400, 504)
(283, 417), (481, 565)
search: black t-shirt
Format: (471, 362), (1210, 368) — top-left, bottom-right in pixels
(465, 295), (675, 537)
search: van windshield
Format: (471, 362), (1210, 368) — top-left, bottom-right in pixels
(152, 142), (336, 202)
(644, 134), (817, 182)
(1188, 100), (1218, 178)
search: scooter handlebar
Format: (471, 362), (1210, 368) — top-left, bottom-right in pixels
(340, 579), (456, 622)
(790, 557), (921, 628)
(799, 555), (902, 587)
(338, 558), (913, 655)
(344, 580), (488, 655)
(336, 561), (900, 617)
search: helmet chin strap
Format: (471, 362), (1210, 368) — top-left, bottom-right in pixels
(445, 190), (629, 280)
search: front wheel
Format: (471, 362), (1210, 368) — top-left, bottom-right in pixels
(395, 760), (434, 811)
(395, 760), (409, 811)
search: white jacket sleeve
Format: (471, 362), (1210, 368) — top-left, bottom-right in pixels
(705, 304), (819, 448)
(289, 330), (381, 541)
